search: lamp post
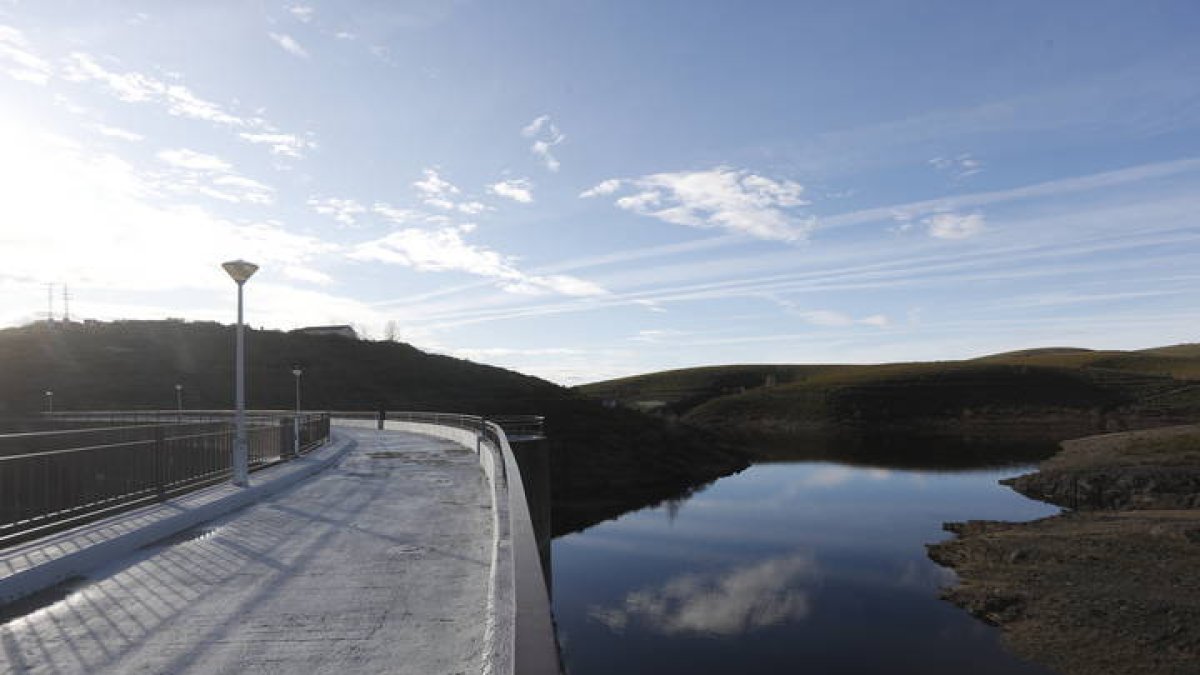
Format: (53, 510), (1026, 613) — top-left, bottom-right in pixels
(44, 390), (53, 415)
(222, 259), (258, 488)
(175, 383), (183, 422)
(292, 366), (302, 456)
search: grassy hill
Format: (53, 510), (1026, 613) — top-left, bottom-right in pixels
(0, 320), (747, 535)
(576, 346), (1200, 454)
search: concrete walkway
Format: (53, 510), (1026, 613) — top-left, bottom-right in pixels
(0, 428), (492, 675)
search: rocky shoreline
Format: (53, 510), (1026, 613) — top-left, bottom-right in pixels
(927, 425), (1200, 675)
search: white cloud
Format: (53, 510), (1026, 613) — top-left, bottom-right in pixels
(372, 202), (424, 224)
(590, 553), (818, 636)
(288, 5), (315, 23)
(60, 52), (314, 158)
(0, 25), (52, 85)
(63, 53), (244, 126)
(282, 265), (332, 285)
(411, 169), (487, 212)
(579, 179), (621, 198)
(156, 148), (274, 205)
(424, 197), (455, 211)
(158, 148), (231, 172)
(93, 124), (143, 141)
(413, 168), (459, 197)
(456, 201), (488, 215)
(585, 167), (813, 242)
(268, 32), (309, 59)
(930, 153), (984, 179)
(521, 114), (565, 172)
(350, 227), (606, 297)
(925, 212), (986, 239)
(308, 196), (367, 226)
(489, 178), (534, 203)
(238, 131), (316, 158)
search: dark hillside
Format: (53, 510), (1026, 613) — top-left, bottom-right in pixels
(578, 347), (1200, 454)
(0, 320), (747, 536)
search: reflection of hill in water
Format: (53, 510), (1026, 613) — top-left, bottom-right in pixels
(748, 433), (1058, 471)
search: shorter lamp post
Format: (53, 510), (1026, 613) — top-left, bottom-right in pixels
(175, 383), (183, 421)
(44, 390), (53, 415)
(292, 366), (302, 456)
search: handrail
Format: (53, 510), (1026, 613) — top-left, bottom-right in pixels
(0, 411), (332, 548)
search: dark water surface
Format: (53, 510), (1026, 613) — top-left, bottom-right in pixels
(553, 459), (1061, 675)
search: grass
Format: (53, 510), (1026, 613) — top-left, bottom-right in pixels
(576, 345), (1200, 440)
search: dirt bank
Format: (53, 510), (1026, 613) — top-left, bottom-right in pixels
(927, 425), (1200, 675)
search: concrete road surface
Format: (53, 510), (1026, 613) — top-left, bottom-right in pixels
(0, 428), (492, 675)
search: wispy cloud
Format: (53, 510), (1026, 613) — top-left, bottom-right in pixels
(414, 167), (459, 196)
(56, 50), (315, 157)
(821, 157), (1200, 232)
(489, 178), (534, 203)
(930, 153), (983, 179)
(268, 32), (309, 59)
(92, 124), (143, 142)
(157, 148), (274, 204)
(372, 202), (425, 225)
(350, 226), (606, 297)
(308, 196), (367, 227)
(288, 5), (315, 23)
(410, 168), (490, 213)
(238, 131), (316, 158)
(64, 53), (245, 126)
(583, 167), (813, 242)
(0, 25), (52, 85)
(521, 114), (565, 172)
(925, 212), (986, 240)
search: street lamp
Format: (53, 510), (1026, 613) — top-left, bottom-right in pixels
(175, 383), (183, 421)
(44, 390), (53, 415)
(222, 259), (258, 487)
(292, 366), (302, 457)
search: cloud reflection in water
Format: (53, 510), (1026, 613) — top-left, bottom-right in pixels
(589, 552), (818, 636)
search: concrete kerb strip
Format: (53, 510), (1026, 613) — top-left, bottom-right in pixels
(0, 432), (357, 607)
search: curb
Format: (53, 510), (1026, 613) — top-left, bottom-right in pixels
(0, 432), (357, 606)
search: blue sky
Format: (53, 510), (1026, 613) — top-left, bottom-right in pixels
(1, 1), (1198, 384)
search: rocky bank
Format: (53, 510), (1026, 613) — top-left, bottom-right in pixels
(927, 425), (1200, 675)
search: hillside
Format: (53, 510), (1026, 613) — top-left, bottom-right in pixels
(577, 346), (1200, 453)
(0, 320), (747, 535)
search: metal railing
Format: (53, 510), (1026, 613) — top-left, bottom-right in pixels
(329, 411), (544, 442)
(0, 412), (330, 548)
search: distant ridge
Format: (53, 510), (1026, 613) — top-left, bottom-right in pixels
(576, 345), (1200, 447)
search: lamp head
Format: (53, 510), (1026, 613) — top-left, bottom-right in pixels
(221, 260), (259, 284)
(175, 383), (183, 391)
(292, 367), (302, 377)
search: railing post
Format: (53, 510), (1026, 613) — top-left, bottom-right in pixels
(154, 425), (166, 502)
(377, 407), (386, 431)
(281, 417), (294, 459)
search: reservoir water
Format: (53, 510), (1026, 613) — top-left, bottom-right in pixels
(553, 458), (1062, 674)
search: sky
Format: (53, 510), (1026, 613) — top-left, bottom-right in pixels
(0, 1), (1198, 385)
